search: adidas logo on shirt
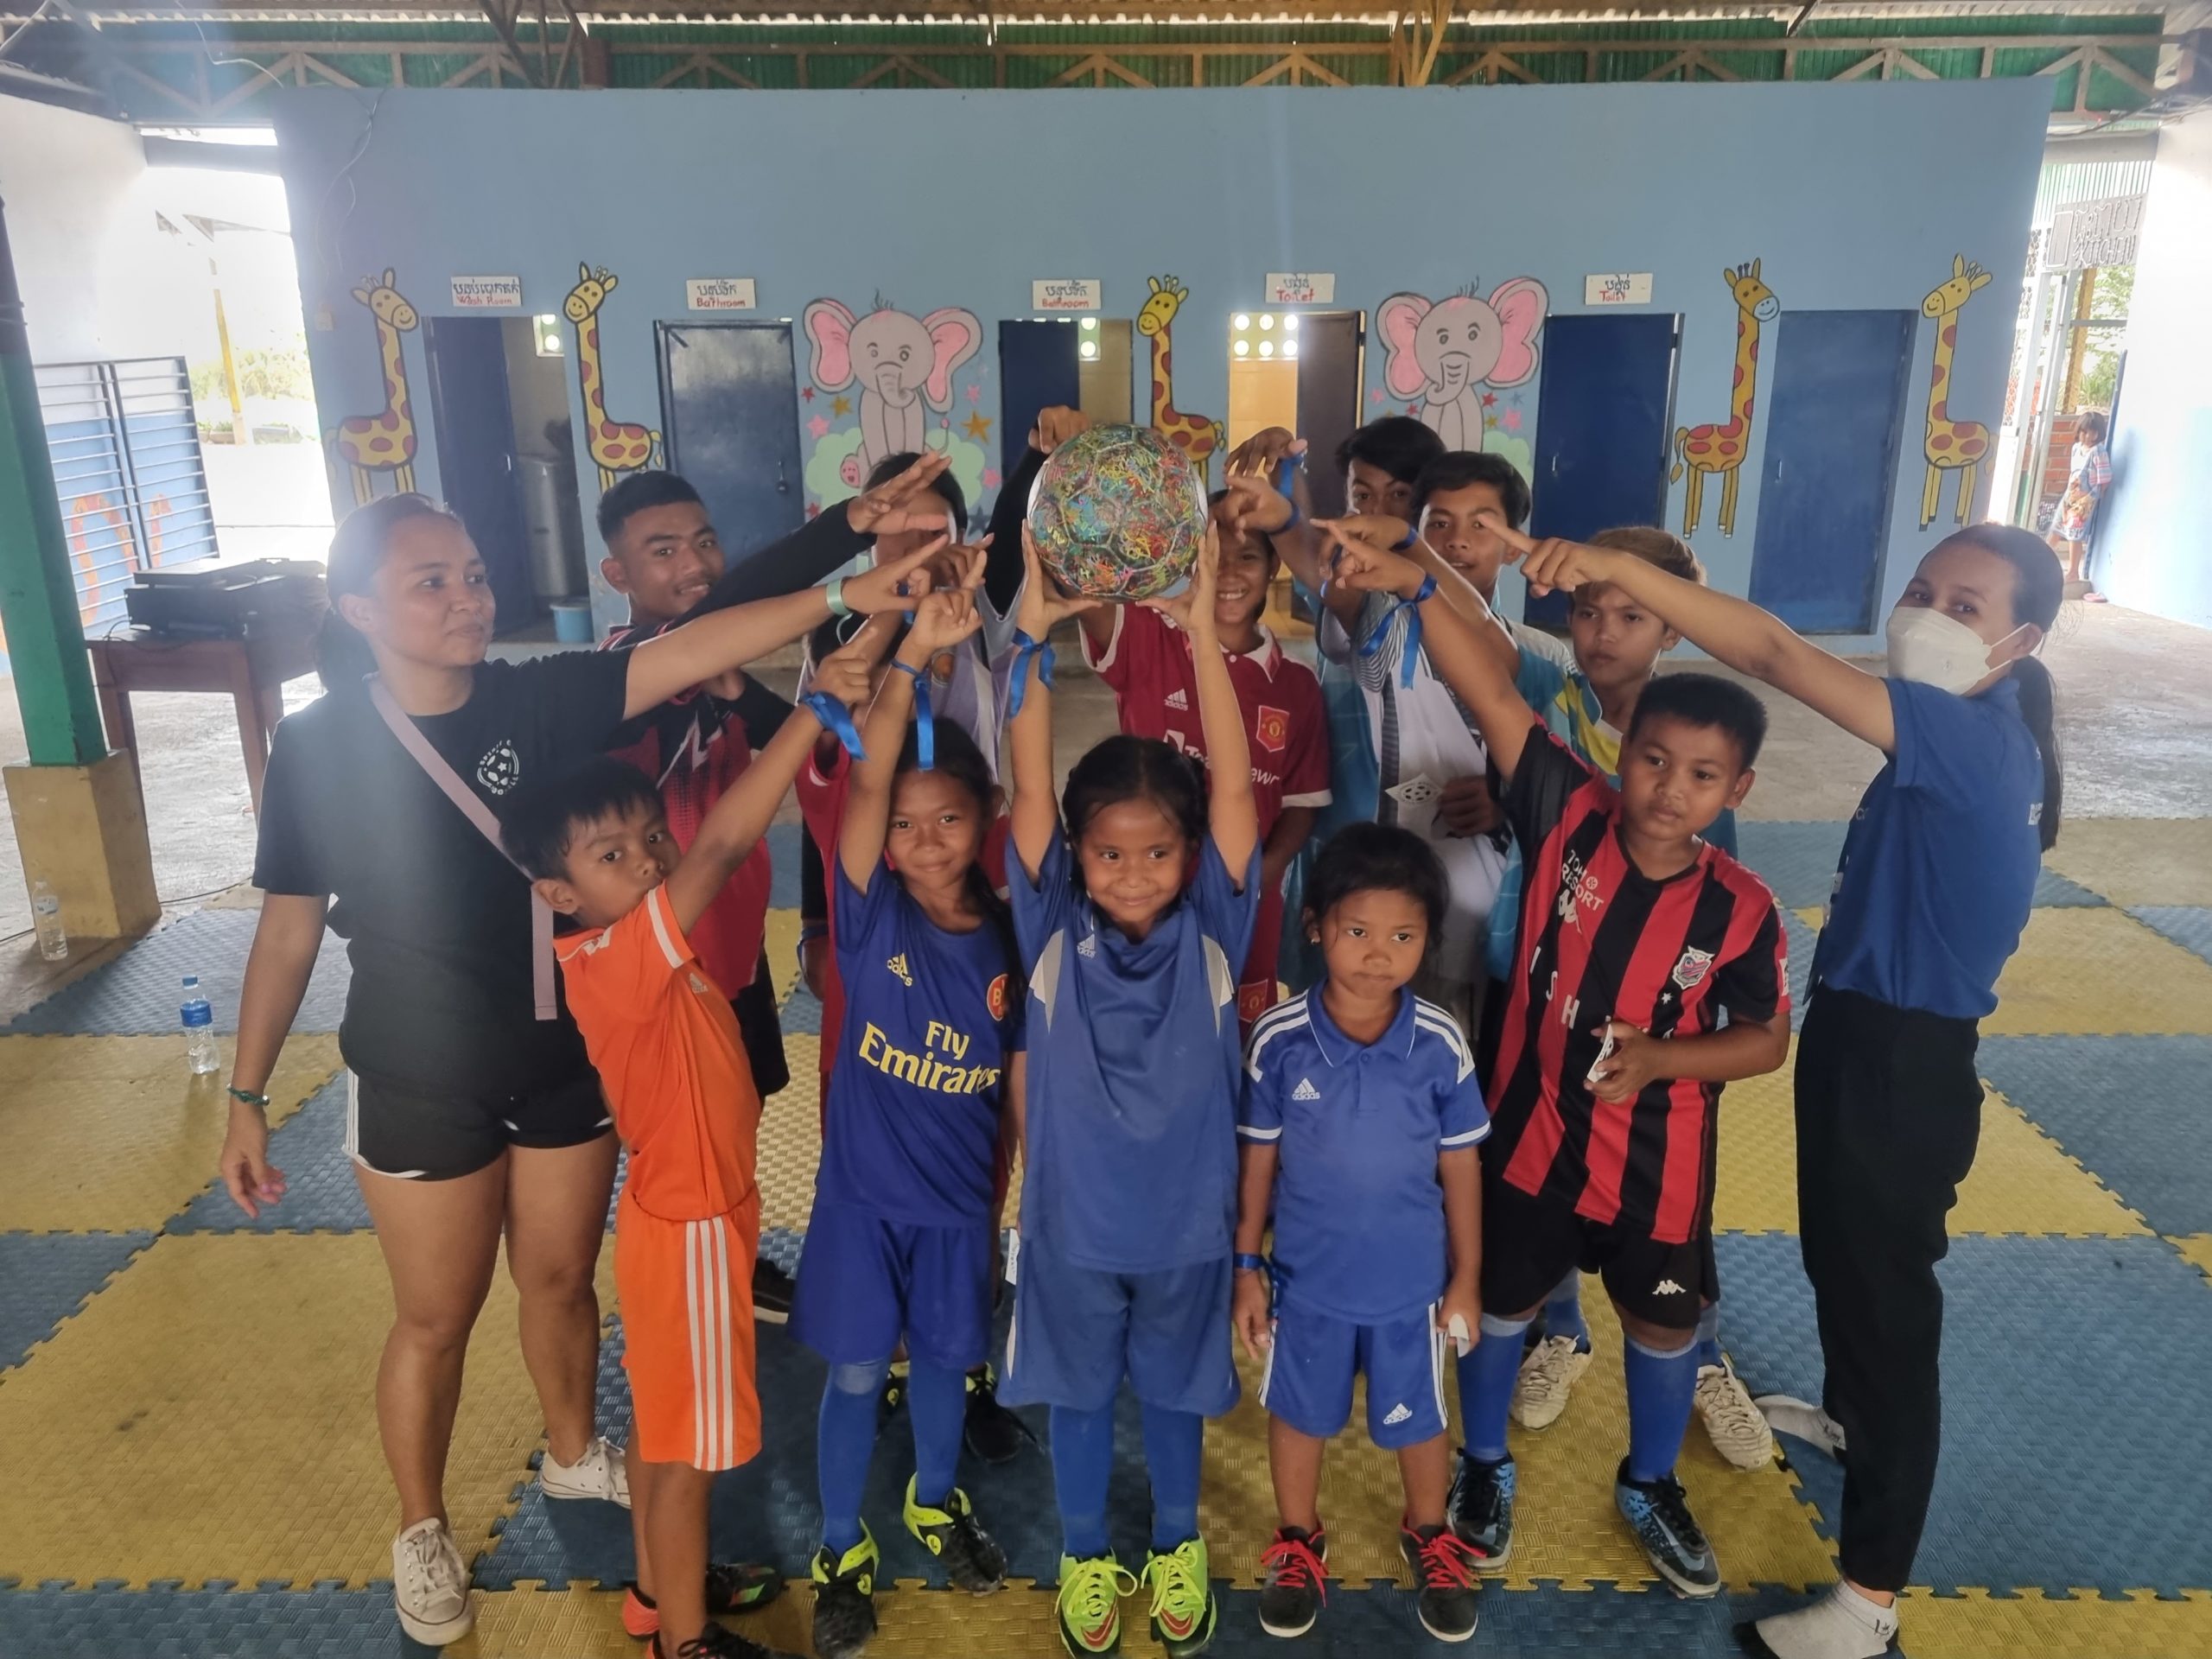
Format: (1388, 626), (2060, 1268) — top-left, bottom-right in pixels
(1654, 1278), (1688, 1297)
(1077, 933), (1097, 959)
(887, 953), (913, 988)
(1382, 1403), (1412, 1427)
(1164, 688), (1189, 709)
(1292, 1077), (1321, 1102)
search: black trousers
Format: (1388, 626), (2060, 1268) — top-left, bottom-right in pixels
(1795, 984), (1983, 1592)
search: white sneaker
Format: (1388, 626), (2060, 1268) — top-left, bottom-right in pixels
(1754, 1394), (1849, 1458)
(1694, 1359), (1777, 1470)
(538, 1435), (632, 1508)
(1510, 1334), (1592, 1430)
(391, 1517), (473, 1646)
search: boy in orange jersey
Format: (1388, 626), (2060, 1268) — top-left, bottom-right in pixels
(500, 640), (876, 1659)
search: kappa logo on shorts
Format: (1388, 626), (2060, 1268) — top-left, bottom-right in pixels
(887, 952), (913, 988)
(1292, 1077), (1321, 1102)
(1382, 1402), (1412, 1427)
(1654, 1278), (1688, 1297)
(1670, 946), (1715, 991)
(476, 740), (522, 794)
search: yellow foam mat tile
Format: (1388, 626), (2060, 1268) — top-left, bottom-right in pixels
(2171, 1234), (2212, 1282)
(2043, 818), (2212, 908)
(468, 1581), (1085, 1659)
(763, 907), (802, 1004)
(1198, 1302), (1834, 1593)
(0, 1231), (613, 1588)
(1713, 1045), (2146, 1238)
(0, 1033), (340, 1233)
(1789, 906), (2212, 1037)
(756, 1033), (823, 1233)
(1898, 1587), (2212, 1659)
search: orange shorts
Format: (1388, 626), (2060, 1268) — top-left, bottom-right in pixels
(615, 1187), (762, 1471)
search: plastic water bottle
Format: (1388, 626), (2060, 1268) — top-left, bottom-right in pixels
(181, 976), (220, 1076)
(31, 879), (67, 963)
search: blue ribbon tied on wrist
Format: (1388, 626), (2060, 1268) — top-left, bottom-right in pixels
(893, 659), (934, 769)
(1005, 628), (1055, 721)
(1357, 572), (1438, 689)
(802, 691), (867, 762)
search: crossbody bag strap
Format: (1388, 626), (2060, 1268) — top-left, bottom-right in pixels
(368, 676), (557, 1022)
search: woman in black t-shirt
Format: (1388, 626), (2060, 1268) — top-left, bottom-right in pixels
(217, 490), (940, 1647)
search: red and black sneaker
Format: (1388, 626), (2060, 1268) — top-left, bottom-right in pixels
(1255, 1526), (1328, 1639)
(1400, 1523), (1479, 1643)
(624, 1564), (785, 1638)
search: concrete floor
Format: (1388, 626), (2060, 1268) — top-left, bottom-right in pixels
(3, 599), (2206, 979)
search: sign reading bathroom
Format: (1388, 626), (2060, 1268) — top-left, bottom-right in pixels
(1266, 273), (1334, 305)
(687, 277), (758, 312)
(450, 275), (523, 309)
(1033, 279), (1103, 312)
(1585, 272), (1654, 307)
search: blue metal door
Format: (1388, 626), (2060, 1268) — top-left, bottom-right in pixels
(998, 321), (1082, 480)
(656, 322), (805, 565)
(1750, 310), (1916, 633)
(1524, 312), (1682, 626)
(423, 316), (537, 632)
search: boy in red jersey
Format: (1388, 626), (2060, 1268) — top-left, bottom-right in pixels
(1318, 519), (1790, 1603)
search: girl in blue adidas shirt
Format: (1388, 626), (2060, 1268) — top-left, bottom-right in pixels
(1513, 523), (2064, 1659)
(789, 575), (1029, 1659)
(1002, 525), (1261, 1659)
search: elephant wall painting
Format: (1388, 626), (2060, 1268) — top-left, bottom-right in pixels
(803, 296), (985, 481)
(1376, 280), (1549, 453)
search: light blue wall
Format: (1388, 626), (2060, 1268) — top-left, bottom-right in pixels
(271, 80), (2049, 645)
(2098, 107), (2212, 630)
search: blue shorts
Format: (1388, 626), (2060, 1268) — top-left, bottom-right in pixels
(999, 1231), (1239, 1418)
(789, 1201), (995, 1373)
(1260, 1296), (1451, 1452)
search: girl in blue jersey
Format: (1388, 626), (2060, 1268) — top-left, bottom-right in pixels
(1002, 526), (1261, 1659)
(1512, 523), (2064, 1659)
(789, 575), (1028, 1659)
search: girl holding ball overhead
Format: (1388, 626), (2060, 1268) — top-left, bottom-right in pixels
(1499, 520), (2063, 1659)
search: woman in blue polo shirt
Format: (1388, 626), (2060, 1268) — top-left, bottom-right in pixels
(1513, 523), (2063, 1659)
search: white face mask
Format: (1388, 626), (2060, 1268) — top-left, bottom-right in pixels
(1885, 605), (2027, 695)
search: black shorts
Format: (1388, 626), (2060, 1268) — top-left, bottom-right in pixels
(731, 949), (790, 1100)
(1481, 1175), (1713, 1331)
(346, 1069), (613, 1181)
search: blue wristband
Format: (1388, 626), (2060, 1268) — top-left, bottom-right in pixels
(893, 659), (933, 770)
(1357, 573), (1438, 690)
(802, 690), (866, 762)
(1233, 1253), (1268, 1274)
(1391, 526), (1419, 552)
(1005, 628), (1055, 721)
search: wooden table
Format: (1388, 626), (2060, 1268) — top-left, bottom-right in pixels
(86, 611), (321, 817)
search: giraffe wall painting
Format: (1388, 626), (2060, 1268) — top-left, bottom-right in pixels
(1673, 259), (1780, 540)
(563, 263), (662, 492)
(1137, 276), (1223, 477)
(1919, 253), (1995, 528)
(327, 269), (419, 507)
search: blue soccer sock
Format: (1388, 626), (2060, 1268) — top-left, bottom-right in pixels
(817, 1358), (890, 1555)
(1543, 1272), (1591, 1351)
(1140, 1405), (1204, 1550)
(1457, 1313), (1532, 1465)
(906, 1361), (968, 1510)
(1694, 1300), (1723, 1370)
(1050, 1402), (1117, 1560)
(1623, 1333), (1700, 1485)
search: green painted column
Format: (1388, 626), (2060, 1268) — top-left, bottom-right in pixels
(0, 194), (108, 766)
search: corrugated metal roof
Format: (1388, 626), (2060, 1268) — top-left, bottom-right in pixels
(2034, 155), (2154, 220)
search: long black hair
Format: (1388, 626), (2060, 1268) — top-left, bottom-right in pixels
(317, 493), (464, 695)
(1949, 524), (2066, 851)
(888, 718), (1021, 999)
(1060, 733), (1207, 861)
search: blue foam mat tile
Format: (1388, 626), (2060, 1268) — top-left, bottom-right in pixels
(0, 1232), (153, 1370)
(0, 1586), (403, 1659)
(2130, 906), (2212, 968)
(777, 981), (825, 1036)
(1976, 1035), (2212, 1237)
(1779, 907), (1815, 1032)
(1736, 821), (2101, 912)
(1713, 1231), (2212, 1596)
(3, 909), (352, 1037)
(170, 1077), (371, 1234)
(766, 822), (802, 912)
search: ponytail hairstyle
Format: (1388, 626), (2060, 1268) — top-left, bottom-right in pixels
(889, 719), (1022, 1001)
(318, 493), (464, 695)
(1948, 524), (2065, 851)
(1059, 734), (1207, 887)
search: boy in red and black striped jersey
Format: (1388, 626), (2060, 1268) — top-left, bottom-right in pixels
(1319, 521), (1790, 1603)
